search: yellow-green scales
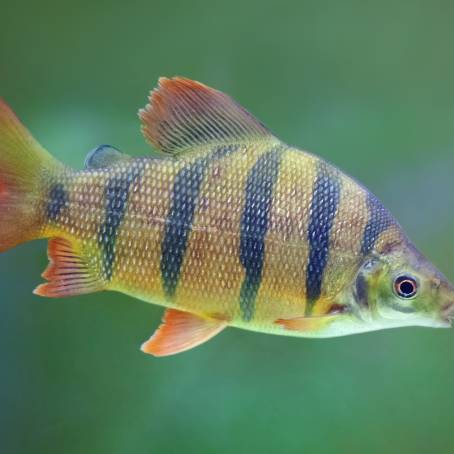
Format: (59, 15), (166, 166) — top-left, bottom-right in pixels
(1, 77), (453, 356)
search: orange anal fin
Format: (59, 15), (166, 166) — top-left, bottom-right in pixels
(141, 309), (227, 357)
(33, 237), (103, 298)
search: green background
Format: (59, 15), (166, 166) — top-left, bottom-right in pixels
(1, 1), (454, 453)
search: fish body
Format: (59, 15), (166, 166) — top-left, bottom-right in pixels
(1, 77), (453, 356)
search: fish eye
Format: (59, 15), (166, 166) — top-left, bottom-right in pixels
(394, 275), (418, 299)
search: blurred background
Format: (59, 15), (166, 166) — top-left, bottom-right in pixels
(1, 1), (454, 453)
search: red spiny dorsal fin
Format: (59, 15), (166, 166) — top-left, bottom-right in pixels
(139, 77), (276, 155)
(33, 237), (103, 298)
(141, 309), (227, 357)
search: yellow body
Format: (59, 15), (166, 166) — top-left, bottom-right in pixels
(40, 143), (402, 336)
(2, 77), (452, 356)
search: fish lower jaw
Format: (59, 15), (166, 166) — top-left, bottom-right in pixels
(242, 316), (451, 339)
(325, 317), (450, 337)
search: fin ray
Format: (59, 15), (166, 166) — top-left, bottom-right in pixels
(0, 98), (62, 252)
(141, 309), (227, 356)
(276, 310), (346, 332)
(139, 77), (276, 155)
(34, 237), (103, 298)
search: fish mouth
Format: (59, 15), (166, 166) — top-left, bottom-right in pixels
(441, 302), (454, 324)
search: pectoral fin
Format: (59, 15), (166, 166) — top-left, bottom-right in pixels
(141, 309), (227, 357)
(276, 312), (345, 332)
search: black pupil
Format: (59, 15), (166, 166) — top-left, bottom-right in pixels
(396, 277), (416, 297)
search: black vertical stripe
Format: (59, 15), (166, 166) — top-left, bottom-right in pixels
(305, 161), (341, 314)
(361, 192), (394, 255)
(47, 183), (68, 221)
(160, 158), (206, 298)
(98, 165), (142, 281)
(239, 148), (282, 321)
(160, 146), (238, 298)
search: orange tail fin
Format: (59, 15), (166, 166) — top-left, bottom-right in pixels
(0, 99), (63, 252)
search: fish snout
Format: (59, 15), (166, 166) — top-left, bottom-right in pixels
(442, 303), (454, 323)
(438, 281), (454, 323)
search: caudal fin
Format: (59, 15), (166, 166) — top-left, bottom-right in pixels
(0, 99), (63, 252)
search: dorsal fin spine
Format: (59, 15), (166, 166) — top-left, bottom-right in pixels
(139, 77), (274, 155)
(170, 89), (220, 141)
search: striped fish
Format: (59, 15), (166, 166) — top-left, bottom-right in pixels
(1, 77), (453, 356)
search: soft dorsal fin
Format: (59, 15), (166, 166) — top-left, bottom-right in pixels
(141, 309), (227, 356)
(84, 145), (131, 169)
(139, 77), (276, 155)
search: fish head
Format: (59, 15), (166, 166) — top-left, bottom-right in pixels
(350, 240), (454, 330)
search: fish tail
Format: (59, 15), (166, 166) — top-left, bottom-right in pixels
(0, 98), (64, 252)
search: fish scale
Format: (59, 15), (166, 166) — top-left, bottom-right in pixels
(1, 76), (453, 357)
(43, 146), (401, 325)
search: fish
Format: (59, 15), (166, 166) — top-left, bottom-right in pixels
(1, 77), (453, 357)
